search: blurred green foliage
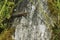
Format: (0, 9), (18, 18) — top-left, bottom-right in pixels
(47, 0), (60, 40)
(0, 0), (14, 28)
(0, 0), (23, 40)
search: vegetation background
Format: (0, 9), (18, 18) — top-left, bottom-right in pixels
(0, 0), (60, 40)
